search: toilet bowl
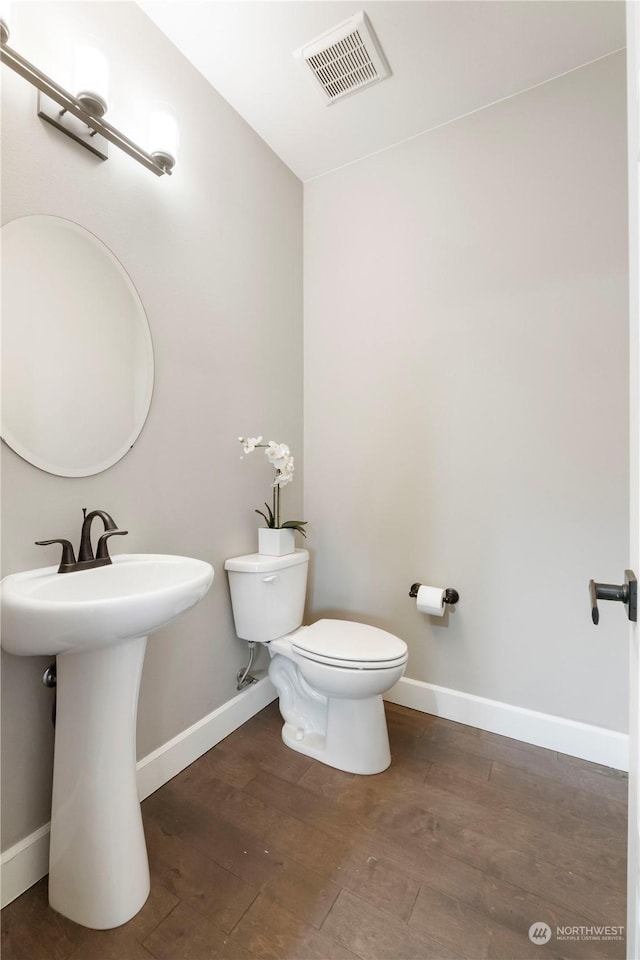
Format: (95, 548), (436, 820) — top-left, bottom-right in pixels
(224, 549), (408, 774)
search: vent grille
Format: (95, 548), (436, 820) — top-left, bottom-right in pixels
(295, 12), (391, 105)
(308, 29), (377, 100)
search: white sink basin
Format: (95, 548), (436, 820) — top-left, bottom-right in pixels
(1, 553), (214, 656)
(0, 553), (214, 930)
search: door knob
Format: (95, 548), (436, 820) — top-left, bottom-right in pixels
(589, 570), (637, 624)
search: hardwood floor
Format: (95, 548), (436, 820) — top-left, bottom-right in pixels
(1, 701), (628, 959)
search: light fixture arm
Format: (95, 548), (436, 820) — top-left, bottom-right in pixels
(0, 36), (173, 176)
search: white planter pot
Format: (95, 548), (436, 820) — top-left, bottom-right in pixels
(258, 527), (295, 557)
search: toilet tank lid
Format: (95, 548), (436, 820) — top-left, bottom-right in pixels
(224, 548), (309, 573)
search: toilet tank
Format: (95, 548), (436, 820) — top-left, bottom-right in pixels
(224, 549), (309, 643)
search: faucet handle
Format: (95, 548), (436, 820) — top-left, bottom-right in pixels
(96, 529), (128, 561)
(35, 539), (77, 573)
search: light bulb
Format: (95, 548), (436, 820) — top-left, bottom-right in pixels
(74, 44), (108, 117)
(149, 109), (178, 174)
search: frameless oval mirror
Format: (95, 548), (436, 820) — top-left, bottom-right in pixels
(1, 215), (154, 477)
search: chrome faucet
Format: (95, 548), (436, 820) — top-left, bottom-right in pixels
(36, 508), (128, 573)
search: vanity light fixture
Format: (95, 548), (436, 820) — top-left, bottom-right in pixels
(0, 19), (176, 176)
(148, 109), (179, 175)
(74, 44), (109, 119)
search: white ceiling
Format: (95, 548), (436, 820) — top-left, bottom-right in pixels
(138, 1), (626, 182)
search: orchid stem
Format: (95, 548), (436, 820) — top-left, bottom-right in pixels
(273, 481), (280, 528)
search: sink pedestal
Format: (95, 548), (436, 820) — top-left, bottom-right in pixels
(49, 635), (150, 929)
(1, 553), (215, 928)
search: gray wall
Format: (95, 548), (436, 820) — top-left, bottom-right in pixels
(1, 2), (302, 849)
(304, 52), (629, 732)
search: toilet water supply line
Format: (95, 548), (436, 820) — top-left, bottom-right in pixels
(237, 641), (257, 691)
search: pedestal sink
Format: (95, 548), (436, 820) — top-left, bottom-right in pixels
(1, 554), (214, 929)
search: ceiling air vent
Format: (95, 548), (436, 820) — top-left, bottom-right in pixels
(294, 11), (391, 106)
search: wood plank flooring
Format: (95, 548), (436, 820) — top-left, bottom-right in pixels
(1, 701), (628, 960)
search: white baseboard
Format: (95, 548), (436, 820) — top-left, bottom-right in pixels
(0, 676), (277, 910)
(385, 676), (629, 772)
(136, 675), (277, 800)
(0, 824), (51, 913)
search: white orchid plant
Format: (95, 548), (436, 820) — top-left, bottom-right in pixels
(238, 436), (307, 538)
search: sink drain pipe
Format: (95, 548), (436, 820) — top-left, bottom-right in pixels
(42, 662), (57, 726)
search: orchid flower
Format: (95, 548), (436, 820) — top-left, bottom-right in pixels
(239, 435), (262, 454)
(238, 435), (306, 536)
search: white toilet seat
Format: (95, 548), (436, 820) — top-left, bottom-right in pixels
(290, 618), (408, 670)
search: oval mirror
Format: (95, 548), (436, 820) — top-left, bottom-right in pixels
(1, 215), (154, 477)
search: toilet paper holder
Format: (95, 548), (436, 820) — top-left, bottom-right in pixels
(409, 583), (459, 605)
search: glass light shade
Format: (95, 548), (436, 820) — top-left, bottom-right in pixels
(74, 44), (108, 117)
(0, 0), (11, 43)
(149, 110), (178, 173)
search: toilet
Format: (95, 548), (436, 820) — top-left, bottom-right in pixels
(224, 548), (408, 774)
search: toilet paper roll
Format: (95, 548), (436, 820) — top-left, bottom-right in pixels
(416, 584), (446, 617)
